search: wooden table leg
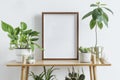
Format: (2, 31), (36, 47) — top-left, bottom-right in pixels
(21, 66), (29, 80)
(93, 66), (97, 80)
(89, 66), (93, 80)
(25, 67), (29, 80)
(21, 66), (26, 80)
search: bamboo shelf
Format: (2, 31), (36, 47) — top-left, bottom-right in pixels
(6, 54), (111, 80)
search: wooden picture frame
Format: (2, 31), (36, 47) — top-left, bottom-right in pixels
(42, 12), (79, 60)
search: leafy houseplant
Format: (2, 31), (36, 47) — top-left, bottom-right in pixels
(79, 47), (91, 63)
(82, 2), (113, 58)
(29, 71), (44, 80)
(65, 67), (85, 80)
(30, 66), (57, 80)
(1, 21), (41, 51)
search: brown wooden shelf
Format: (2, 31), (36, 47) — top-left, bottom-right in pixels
(6, 54), (111, 80)
(6, 59), (111, 67)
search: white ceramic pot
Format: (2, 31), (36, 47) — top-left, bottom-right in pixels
(79, 53), (91, 63)
(15, 49), (32, 62)
(28, 59), (35, 64)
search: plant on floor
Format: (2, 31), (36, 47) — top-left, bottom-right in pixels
(65, 67), (85, 80)
(1, 21), (42, 51)
(79, 47), (90, 53)
(44, 66), (57, 80)
(29, 71), (44, 80)
(82, 2), (113, 47)
(30, 66), (57, 80)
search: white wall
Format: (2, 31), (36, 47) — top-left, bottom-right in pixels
(0, 0), (119, 80)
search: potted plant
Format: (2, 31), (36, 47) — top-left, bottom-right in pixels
(82, 2), (113, 58)
(79, 47), (91, 63)
(1, 21), (42, 63)
(65, 67), (85, 80)
(29, 66), (57, 80)
(27, 55), (35, 64)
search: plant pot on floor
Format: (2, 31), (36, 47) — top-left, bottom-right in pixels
(79, 53), (91, 63)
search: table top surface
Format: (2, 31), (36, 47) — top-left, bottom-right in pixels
(6, 59), (111, 67)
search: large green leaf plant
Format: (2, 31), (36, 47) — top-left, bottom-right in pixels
(1, 21), (42, 51)
(82, 2), (113, 47)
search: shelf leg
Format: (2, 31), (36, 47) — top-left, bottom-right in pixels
(21, 66), (29, 80)
(25, 67), (29, 80)
(93, 66), (97, 80)
(21, 66), (26, 80)
(89, 66), (93, 80)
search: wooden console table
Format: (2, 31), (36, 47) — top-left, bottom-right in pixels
(6, 55), (111, 80)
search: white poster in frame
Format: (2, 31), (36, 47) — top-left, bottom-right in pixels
(42, 12), (79, 60)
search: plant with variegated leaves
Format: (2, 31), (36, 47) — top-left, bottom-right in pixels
(1, 21), (42, 51)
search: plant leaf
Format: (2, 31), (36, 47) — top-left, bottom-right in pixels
(103, 7), (114, 14)
(90, 4), (97, 7)
(97, 21), (103, 29)
(29, 31), (39, 36)
(30, 44), (34, 51)
(20, 22), (27, 30)
(1, 21), (14, 34)
(82, 11), (93, 20)
(102, 12), (109, 22)
(102, 12), (108, 27)
(30, 38), (39, 41)
(14, 27), (20, 35)
(90, 19), (96, 29)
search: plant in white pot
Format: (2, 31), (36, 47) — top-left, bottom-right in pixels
(79, 47), (91, 63)
(1, 21), (42, 63)
(82, 2), (113, 58)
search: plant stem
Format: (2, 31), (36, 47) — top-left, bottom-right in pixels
(95, 25), (98, 47)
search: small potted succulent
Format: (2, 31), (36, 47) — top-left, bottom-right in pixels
(65, 67), (85, 80)
(1, 21), (42, 63)
(27, 55), (35, 64)
(79, 47), (91, 63)
(29, 66), (57, 80)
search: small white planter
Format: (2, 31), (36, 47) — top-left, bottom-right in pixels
(28, 59), (35, 64)
(15, 49), (32, 62)
(79, 53), (91, 63)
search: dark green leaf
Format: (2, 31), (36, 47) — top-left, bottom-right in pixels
(82, 11), (93, 20)
(29, 31), (39, 36)
(24, 29), (32, 35)
(97, 22), (103, 29)
(92, 9), (102, 20)
(20, 22), (27, 30)
(90, 4), (97, 7)
(103, 7), (114, 14)
(15, 27), (20, 35)
(79, 74), (85, 80)
(30, 38), (39, 41)
(90, 19), (96, 29)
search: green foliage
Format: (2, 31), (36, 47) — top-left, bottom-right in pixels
(44, 66), (57, 80)
(82, 1), (113, 29)
(29, 72), (44, 80)
(1, 21), (42, 51)
(30, 66), (57, 80)
(65, 67), (85, 80)
(79, 47), (90, 53)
